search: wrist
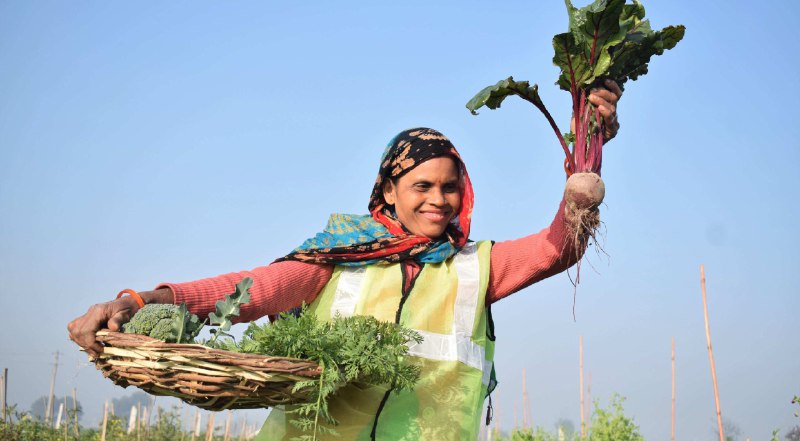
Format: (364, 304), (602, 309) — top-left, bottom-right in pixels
(140, 287), (175, 305)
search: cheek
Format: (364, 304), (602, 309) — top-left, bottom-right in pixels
(449, 193), (462, 213)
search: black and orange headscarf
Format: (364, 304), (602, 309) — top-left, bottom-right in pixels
(280, 128), (474, 266)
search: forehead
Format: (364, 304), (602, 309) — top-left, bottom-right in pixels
(399, 157), (460, 182)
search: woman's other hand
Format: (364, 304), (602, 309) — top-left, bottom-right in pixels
(67, 288), (173, 359)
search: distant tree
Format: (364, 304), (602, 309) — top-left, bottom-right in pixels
(28, 395), (82, 422)
(554, 418), (575, 439)
(712, 417), (742, 441)
(786, 425), (800, 441)
(111, 391), (151, 422)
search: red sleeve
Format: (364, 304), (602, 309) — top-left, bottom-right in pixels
(157, 261), (333, 323)
(486, 199), (585, 304)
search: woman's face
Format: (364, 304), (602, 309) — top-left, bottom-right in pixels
(382, 156), (461, 239)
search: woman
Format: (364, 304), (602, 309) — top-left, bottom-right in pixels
(69, 83), (622, 440)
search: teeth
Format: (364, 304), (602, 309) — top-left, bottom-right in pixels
(422, 212), (446, 221)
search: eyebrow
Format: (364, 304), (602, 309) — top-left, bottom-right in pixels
(412, 179), (459, 185)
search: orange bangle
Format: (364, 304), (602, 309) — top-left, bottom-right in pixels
(117, 289), (145, 308)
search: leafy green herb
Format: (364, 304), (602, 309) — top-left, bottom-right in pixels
(467, 0), (685, 175)
(233, 306), (423, 440)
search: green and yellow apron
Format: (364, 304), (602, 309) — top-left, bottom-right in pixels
(256, 241), (496, 440)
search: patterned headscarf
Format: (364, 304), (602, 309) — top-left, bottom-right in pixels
(279, 128), (474, 266)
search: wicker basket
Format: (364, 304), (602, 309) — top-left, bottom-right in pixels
(94, 330), (322, 411)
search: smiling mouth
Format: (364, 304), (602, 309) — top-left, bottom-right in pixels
(420, 211), (449, 222)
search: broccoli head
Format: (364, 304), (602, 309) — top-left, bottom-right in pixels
(122, 304), (204, 343)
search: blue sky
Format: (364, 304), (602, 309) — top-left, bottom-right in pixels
(1, 1), (798, 439)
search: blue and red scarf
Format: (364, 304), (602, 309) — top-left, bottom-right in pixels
(279, 128), (474, 266)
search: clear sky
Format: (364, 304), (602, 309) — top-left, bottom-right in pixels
(1, 1), (798, 440)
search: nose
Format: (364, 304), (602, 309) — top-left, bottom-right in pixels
(428, 188), (447, 206)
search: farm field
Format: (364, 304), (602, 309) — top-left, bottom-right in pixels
(1, 1), (798, 440)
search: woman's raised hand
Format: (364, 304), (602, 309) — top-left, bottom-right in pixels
(588, 79), (623, 141)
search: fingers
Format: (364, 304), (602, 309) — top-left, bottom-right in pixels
(67, 305), (107, 359)
(604, 78), (623, 100)
(588, 79), (622, 140)
(67, 298), (137, 359)
(108, 310), (132, 332)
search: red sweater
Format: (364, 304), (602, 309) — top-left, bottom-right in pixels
(159, 201), (582, 323)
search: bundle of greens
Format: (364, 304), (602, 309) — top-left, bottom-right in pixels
(467, 0), (684, 177)
(120, 277), (422, 440)
(228, 308), (423, 439)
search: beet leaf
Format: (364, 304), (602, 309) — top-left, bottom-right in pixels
(467, 0), (685, 176)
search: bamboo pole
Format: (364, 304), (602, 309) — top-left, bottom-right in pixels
(192, 410), (201, 440)
(63, 396), (68, 441)
(586, 371), (591, 433)
(180, 402), (185, 441)
(239, 414), (247, 441)
(206, 412), (215, 441)
(579, 335), (585, 438)
(157, 406), (163, 434)
(72, 388), (79, 439)
(495, 389), (501, 438)
(100, 400), (109, 441)
(522, 368), (530, 429)
(128, 405), (138, 434)
(1, 368), (7, 423)
(701, 265), (725, 441)
(671, 337), (676, 441)
(141, 406), (149, 438)
(224, 410), (233, 441)
(513, 401), (518, 429)
(46, 352), (59, 427)
(55, 402), (64, 429)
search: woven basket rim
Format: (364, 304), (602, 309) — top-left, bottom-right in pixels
(93, 329), (322, 411)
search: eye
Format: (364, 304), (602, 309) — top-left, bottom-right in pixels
(443, 183), (459, 193)
(414, 182), (431, 191)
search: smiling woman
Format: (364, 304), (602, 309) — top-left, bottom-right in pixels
(382, 156), (461, 239)
(68, 123), (615, 440)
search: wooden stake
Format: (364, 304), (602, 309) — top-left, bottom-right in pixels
(128, 405), (137, 434)
(55, 402), (64, 429)
(1, 367), (7, 423)
(586, 371), (592, 433)
(522, 368), (531, 429)
(46, 351), (59, 427)
(100, 400), (109, 441)
(72, 388), (79, 439)
(205, 412), (215, 441)
(239, 414), (247, 441)
(701, 265), (725, 441)
(495, 389), (501, 438)
(671, 337), (676, 441)
(142, 406), (149, 438)
(579, 335), (585, 438)
(180, 403), (185, 441)
(63, 396), (68, 441)
(192, 410), (201, 440)
(513, 401), (518, 429)
(224, 410), (232, 441)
